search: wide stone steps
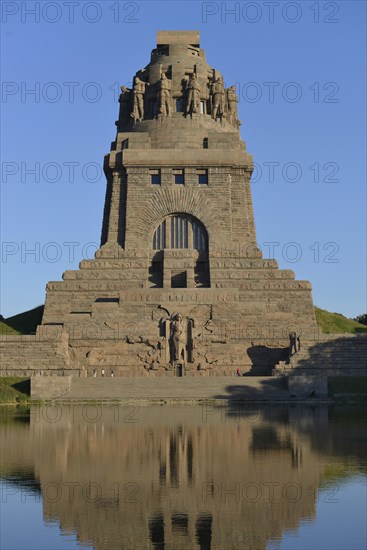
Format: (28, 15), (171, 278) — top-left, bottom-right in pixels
(62, 376), (289, 401)
(274, 336), (367, 374)
(0, 339), (67, 376)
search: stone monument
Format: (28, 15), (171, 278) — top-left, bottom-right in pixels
(1, 31), (320, 378)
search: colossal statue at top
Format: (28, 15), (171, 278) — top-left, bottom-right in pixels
(226, 85), (240, 128)
(185, 73), (201, 115)
(210, 77), (225, 120)
(116, 31), (241, 130)
(157, 73), (171, 117)
(131, 77), (147, 121)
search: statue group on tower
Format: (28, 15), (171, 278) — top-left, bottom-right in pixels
(119, 69), (240, 128)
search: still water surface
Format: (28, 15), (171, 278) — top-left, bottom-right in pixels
(0, 404), (366, 550)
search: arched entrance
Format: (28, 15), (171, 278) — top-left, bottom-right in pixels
(149, 214), (210, 288)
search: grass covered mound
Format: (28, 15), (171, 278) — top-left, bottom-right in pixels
(315, 307), (367, 334)
(3, 305), (44, 335)
(0, 321), (20, 335)
(0, 378), (30, 403)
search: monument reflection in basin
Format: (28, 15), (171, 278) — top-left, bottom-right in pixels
(0, 405), (366, 550)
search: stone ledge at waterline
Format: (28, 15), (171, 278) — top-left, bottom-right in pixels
(29, 376), (293, 402)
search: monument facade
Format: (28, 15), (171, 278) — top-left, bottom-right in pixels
(2, 31), (320, 377)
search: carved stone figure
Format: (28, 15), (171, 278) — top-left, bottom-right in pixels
(211, 77), (225, 120)
(157, 73), (171, 116)
(226, 85), (239, 127)
(131, 77), (146, 121)
(185, 73), (201, 115)
(119, 86), (132, 126)
(170, 313), (184, 362)
(137, 339), (162, 370)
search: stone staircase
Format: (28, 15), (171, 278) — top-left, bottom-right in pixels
(273, 334), (367, 376)
(51, 375), (290, 401)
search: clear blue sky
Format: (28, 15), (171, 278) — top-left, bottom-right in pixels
(1, 0), (366, 318)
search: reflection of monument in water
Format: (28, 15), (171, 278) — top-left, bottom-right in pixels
(1, 30), (320, 379)
(2, 405), (365, 550)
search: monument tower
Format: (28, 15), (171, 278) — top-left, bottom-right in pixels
(38, 31), (318, 375)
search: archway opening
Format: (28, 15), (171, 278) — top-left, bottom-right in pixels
(149, 214), (210, 288)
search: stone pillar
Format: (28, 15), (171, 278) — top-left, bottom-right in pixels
(188, 221), (194, 249)
(166, 216), (172, 249)
(186, 250), (197, 289)
(105, 171), (121, 244)
(100, 175), (113, 246)
(163, 250), (170, 289)
(244, 173), (257, 246)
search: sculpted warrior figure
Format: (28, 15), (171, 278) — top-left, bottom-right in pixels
(226, 85), (239, 127)
(119, 86), (132, 126)
(185, 73), (201, 115)
(170, 314), (184, 362)
(131, 76), (146, 121)
(157, 73), (171, 116)
(211, 77), (225, 120)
